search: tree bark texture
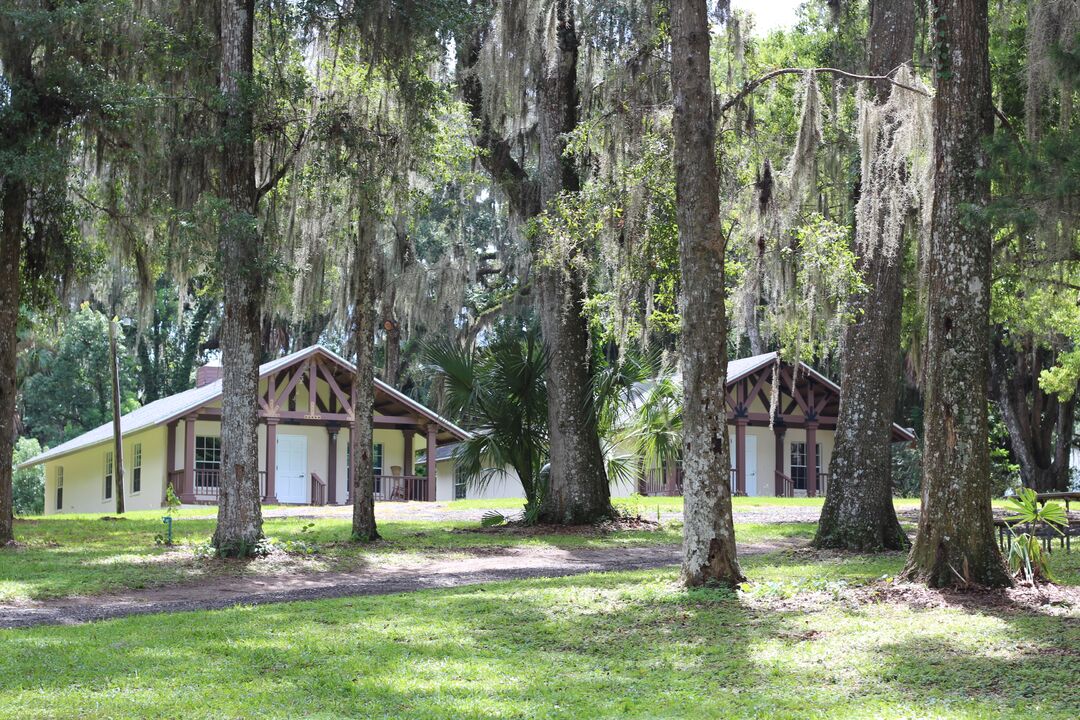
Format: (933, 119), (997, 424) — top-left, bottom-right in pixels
(459, 7), (611, 525)
(351, 199), (379, 541)
(535, 0), (612, 525)
(0, 180), (24, 544)
(991, 335), (1076, 492)
(902, 0), (1011, 588)
(670, 0), (744, 588)
(815, 0), (914, 552)
(213, 0), (265, 556)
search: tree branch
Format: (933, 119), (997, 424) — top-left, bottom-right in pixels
(716, 66), (930, 116)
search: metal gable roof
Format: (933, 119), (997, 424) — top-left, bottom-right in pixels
(628, 351), (915, 443)
(18, 345), (470, 469)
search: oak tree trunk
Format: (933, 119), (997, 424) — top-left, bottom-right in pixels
(815, 0), (914, 552)
(991, 335), (1076, 492)
(351, 197), (379, 541)
(670, 0), (744, 587)
(0, 180), (24, 545)
(213, 0), (265, 556)
(458, 7), (610, 525)
(535, 0), (612, 525)
(901, 0), (1011, 588)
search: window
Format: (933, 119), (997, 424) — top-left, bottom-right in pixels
(131, 443), (142, 494)
(790, 442), (821, 491)
(373, 443), (384, 494)
(56, 467), (64, 510)
(346, 443), (386, 493)
(454, 465), (467, 500)
(104, 451), (114, 501)
(372, 443), (384, 475)
(195, 436), (222, 488)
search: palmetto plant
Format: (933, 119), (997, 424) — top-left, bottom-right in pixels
(618, 374), (683, 492)
(591, 348), (683, 494)
(591, 348), (664, 490)
(626, 375), (683, 470)
(1004, 487), (1069, 583)
(424, 324), (549, 523)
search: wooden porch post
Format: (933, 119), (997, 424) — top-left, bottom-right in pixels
(327, 426), (338, 505)
(735, 417), (748, 495)
(806, 420), (818, 498)
(426, 424), (437, 502)
(264, 418), (279, 504)
(166, 420), (177, 502)
(403, 429), (414, 476)
(773, 425), (786, 496)
(181, 414), (196, 503)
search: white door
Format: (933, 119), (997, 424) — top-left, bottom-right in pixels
(745, 435), (758, 496)
(729, 434), (759, 496)
(276, 434), (308, 504)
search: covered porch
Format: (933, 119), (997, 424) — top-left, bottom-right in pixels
(164, 348), (467, 505)
(636, 353), (913, 499)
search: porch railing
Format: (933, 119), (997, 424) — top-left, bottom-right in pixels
(776, 471), (795, 498)
(640, 466), (683, 497)
(817, 473), (829, 497)
(168, 469), (268, 502)
(374, 474), (428, 502)
(311, 473), (327, 506)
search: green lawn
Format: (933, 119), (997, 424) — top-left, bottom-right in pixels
(2, 509), (815, 602)
(1, 551), (1076, 719)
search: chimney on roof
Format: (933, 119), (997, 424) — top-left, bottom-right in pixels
(196, 357), (223, 388)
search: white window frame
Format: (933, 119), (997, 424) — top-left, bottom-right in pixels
(56, 466), (64, 510)
(103, 451), (114, 502)
(372, 443), (384, 494)
(131, 443), (142, 495)
(789, 441), (821, 491)
(454, 464), (467, 500)
(373, 443), (384, 475)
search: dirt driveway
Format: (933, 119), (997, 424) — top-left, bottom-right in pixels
(188, 501), (831, 525)
(0, 538), (803, 630)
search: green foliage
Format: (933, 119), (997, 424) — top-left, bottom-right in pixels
(11, 437), (44, 516)
(988, 407), (1021, 495)
(480, 510), (507, 528)
(20, 304), (140, 447)
(615, 372), (684, 492)
(890, 441), (922, 498)
(134, 278), (219, 402)
(164, 485), (182, 515)
(986, 4), (1080, 403)
(767, 214), (865, 362)
(424, 321), (549, 520)
(1004, 488), (1069, 583)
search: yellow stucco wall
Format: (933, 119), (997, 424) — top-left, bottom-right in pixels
(42, 359), (453, 512)
(43, 426), (167, 514)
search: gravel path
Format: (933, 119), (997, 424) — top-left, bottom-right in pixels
(0, 539), (800, 630)
(186, 502), (828, 525)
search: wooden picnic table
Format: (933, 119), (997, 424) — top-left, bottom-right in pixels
(1035, 491), (1080, 513)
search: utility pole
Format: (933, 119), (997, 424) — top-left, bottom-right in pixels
(110, 316), (125, 514)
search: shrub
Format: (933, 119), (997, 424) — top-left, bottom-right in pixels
(12, 437), (45, 516)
